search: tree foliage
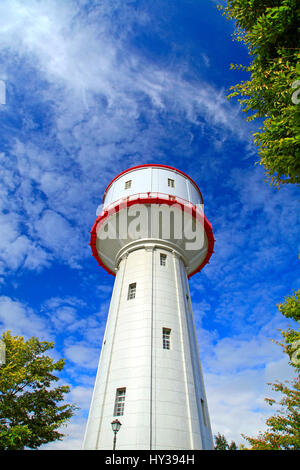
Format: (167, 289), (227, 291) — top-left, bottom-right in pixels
(0, 331), (78, 450)
(218, 0), (300, 186)
(214, 432), (238, 450)
(242, 288), (300, 450)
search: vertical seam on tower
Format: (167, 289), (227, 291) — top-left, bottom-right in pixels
(173, 252), (194, 449)
(149, 246), (154, 450)
(95, 254), (127, 449)
(186, 178), (191, 202)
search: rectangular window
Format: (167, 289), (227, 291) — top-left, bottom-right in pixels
(114, 388), (126, 416)
(201, 398), (207, 426)
(162, 328), (171, 350)
(127, 282), (136, 300)
(168, 178), (175, 188)
(160, 253), (167, 266)
(125, 180), (132, 189)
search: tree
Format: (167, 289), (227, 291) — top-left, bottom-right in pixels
(0, 331), (78, 450)
(218, 0), (300, 186)
(214, 432), (228, 450)
(228, 440), (238, 450)
(214, 432), (238, 450)
(242, 289), (300, 450)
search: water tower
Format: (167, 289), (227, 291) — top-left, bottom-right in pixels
(83, 164), (215, 450)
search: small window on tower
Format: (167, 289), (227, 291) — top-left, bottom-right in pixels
(162, 328), (171, 350)
(160, 253), (167, 266)
(168, 178), (175, 188)
(201, 398), (207, 426)
(127, 283), (136, 300)
(114, 388), (126, 416)
(125, 180), (132, 189)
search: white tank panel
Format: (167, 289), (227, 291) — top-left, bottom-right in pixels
(103, 166), (202, 209)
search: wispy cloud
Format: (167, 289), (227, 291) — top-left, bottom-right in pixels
(0, 296), (49, 338)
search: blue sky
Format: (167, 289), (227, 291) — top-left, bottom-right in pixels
(0, 0), (299, 449)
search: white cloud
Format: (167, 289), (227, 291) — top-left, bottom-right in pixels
(204, 339), (294, 447)
(69, 384), (94, 411)
(206, 334), (281, 373)
(49, 306), (78, 330)
(64, 342), (101, 369)
(201, 53), (210, 68)
(34, 209), (85, 267)
(0, 296), (49, 339)
(0, 218), (50, 274)
(40, 416), (88, 450)
(41, 296), (108, 343)
(194, 293), (296, 447)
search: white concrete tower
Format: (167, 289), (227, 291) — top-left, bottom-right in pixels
(83, 164), (215, 450)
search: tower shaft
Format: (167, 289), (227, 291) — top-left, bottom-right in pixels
(83, 241), (213, 450)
